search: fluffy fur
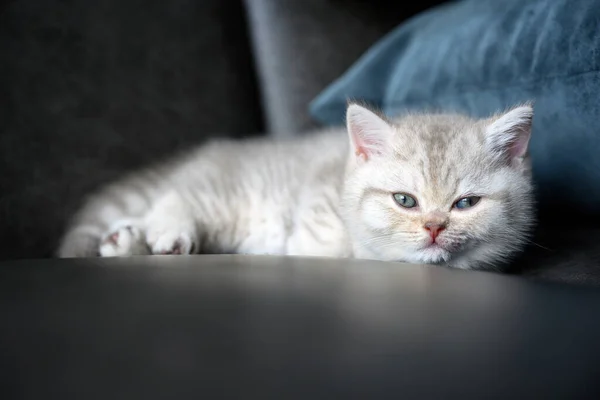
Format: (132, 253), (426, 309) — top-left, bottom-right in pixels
(58, 103), (535, 271)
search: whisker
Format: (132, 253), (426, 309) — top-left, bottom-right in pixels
(525, 239), (553, 251)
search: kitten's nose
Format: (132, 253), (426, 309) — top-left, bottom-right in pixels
(424, 222), (446, 241)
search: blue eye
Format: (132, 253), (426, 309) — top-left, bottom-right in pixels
(454, 196), (481, 209)
(393, 193), (418, 208)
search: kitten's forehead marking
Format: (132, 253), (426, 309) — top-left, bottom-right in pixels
(390, 114), (491, 203)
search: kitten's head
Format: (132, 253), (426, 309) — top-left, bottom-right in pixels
(341, 103), (535, 270)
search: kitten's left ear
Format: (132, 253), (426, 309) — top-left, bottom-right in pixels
(485, 104), (533, 166)
(346, 103), (394, 162)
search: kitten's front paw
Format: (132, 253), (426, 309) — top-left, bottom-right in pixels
(146, 229), (197, 255)
(99, 222), (150, 257)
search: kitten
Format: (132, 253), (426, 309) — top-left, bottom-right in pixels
(57, 103), (535, 271)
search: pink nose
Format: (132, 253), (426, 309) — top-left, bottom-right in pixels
(424, 222), (445, 241)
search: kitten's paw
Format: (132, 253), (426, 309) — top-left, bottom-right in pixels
(99, 222), (150, 257)
(146, 229), (197, 255)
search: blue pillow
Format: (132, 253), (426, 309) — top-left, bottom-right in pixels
(310, 0), (600, 213)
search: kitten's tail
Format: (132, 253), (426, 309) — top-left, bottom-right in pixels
(56, 172), (163, 258)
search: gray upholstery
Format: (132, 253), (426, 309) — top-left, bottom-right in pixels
(244, 0), (412, 135)
(4, 255), (600, 397)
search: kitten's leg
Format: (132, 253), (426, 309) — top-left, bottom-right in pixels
(99, 219), (151, 256)
(144, 191), (199, 255)
(286, 189), (350, 258)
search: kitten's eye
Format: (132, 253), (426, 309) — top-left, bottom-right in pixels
(393, 193), (418, 208)
(454, 196), (481, 209)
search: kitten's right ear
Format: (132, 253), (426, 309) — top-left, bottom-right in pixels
(346, 103), (393, 162)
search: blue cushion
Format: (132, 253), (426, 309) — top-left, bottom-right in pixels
(310, 0), (600, 213)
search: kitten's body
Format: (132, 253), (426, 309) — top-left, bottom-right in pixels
(58, 104), (535, 271)
(59, 130), (353, 259)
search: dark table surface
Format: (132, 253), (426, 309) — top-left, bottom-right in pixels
(2, 255), (600, 399)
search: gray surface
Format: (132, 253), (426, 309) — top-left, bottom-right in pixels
(244, 0), (403, 135)
(2, 255), (600, 398)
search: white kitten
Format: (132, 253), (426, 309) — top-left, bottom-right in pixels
(58, 103), (535, 271)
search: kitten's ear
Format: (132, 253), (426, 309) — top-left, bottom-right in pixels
(485, 104), (533, 165)
(346, 103), (393, 162)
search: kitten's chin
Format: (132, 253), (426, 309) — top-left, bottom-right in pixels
(414, 245), (452, 265)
